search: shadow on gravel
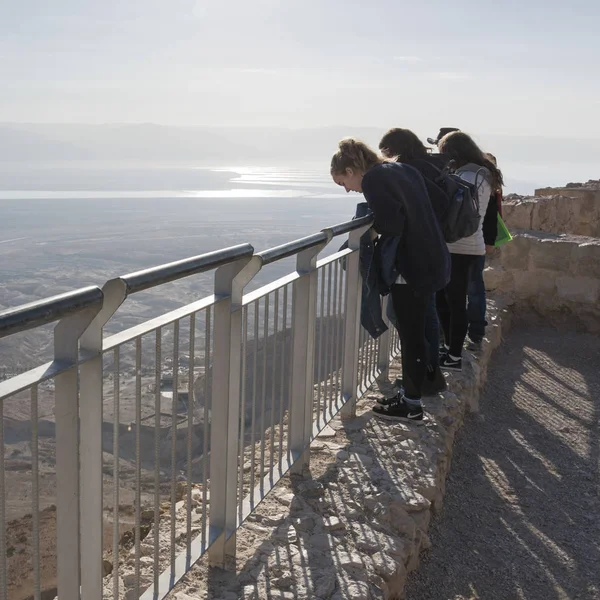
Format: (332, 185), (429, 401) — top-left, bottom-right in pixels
(406, 321), (600, 600)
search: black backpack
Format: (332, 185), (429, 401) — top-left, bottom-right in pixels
(430, 163), (485, 243)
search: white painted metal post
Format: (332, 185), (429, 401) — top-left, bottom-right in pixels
(54, 306), (101, 600)
(209, 256), (255, 568)
(340, 226), (369, 418)
(78, 279), (127, 600)
(289, 239), (329, 473)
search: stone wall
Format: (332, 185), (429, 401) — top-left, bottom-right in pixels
(490, 179), (600, 332)
(503, 186), (600, 237)
(485, 233), (600, 333)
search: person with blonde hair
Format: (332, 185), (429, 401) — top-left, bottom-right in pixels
(330, 138), (450, 422)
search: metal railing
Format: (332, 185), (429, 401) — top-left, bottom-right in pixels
(0, 215), (401, 600)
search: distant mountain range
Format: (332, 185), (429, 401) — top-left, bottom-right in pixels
(0, 123), (597, 194)
(2, 122), (598, 164)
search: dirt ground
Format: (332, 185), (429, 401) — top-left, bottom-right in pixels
(405, 322), (600, 600)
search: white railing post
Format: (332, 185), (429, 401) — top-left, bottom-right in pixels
(54, 306), (102, 600)
(377, 296), (392, 380)
(340, 226), (369, 418)
(289, 235), (329, 474)
(209, 255), (255, 568)
(78, 279), (127, 600)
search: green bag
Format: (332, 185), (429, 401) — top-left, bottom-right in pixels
(495, 214), (512, 247)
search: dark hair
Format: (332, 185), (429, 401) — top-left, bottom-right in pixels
(379, 128), (429, 162)
(438, 131), (504, 189)
(330, 137), (382, 176)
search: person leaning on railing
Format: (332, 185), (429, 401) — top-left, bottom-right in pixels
(330, 138), (450, 423)
(378, 127), (453, 396)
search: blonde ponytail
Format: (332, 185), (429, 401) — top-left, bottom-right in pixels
(330, 138), (382, 176)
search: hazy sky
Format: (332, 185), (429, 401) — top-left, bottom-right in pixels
(2, 0), (599, 137)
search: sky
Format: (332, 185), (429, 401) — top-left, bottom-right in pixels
(1, 0), (599, 138)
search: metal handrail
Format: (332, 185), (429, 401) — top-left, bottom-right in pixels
(120, 243), (255, 294)
(0, 286), (104, 339)
(256, 231), (329, 266)
(323, 215), (373, 238)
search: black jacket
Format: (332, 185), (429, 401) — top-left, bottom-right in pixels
(482, 193), (499, 246)
(404, 156), (451, 226)
(361, 162), (451, 296)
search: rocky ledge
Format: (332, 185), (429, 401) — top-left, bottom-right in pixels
(143, 297), (513, 600)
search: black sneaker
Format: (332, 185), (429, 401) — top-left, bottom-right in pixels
(372, 398), (424, 423)
(439, 353), (462, 371)
(422, 367), (448, 395)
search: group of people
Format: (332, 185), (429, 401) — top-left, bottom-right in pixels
(330, 127), (504, 423)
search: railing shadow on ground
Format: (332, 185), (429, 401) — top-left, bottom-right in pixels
(201, 371), (449, 600)
(405, 317), (600, 600)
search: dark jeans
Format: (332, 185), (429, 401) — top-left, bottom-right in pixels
(425, 294), (440, 370)
(437, 253), (478, 357)
(387, 292), (439, 371)
(391, 284), (427, 401)
(467, 254), (487, 342)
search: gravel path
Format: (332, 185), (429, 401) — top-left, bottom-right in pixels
(405, 322), (600, 600)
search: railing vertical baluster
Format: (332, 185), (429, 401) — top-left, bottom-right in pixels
(335, 259), (344, 408)
(79, 306), (105, 600)
(135, 337), (142, 600)
(29, 386), (40, 600)
(0, 397), (6, 600)
(289, 237), (328, 472)
(330, 260), (340, 415)
(238, 306), (248, 522)
(259, 296), (269, 489)
(114, 347), (121, 600)
(287, 287), (295, 462)
(171, 323), (179, 573)
(154, 330), (162, 590)
(341, 225), (368, 417)
(208, 255), (253, 567)
(317, 270), (326, 427)
(278, 286), (288, 471)
(250, 302), (258, 503)
(323, 263), (333, 416)
(201, 309), (210, 550)
(269, 291), (279, 478)
(54, 306), (101, 600)
(187, 315), (195, 557)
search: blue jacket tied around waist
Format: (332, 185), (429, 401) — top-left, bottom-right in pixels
(340, 202), (400, 339)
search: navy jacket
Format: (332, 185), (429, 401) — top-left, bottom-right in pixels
(361, 162), (451, 296)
